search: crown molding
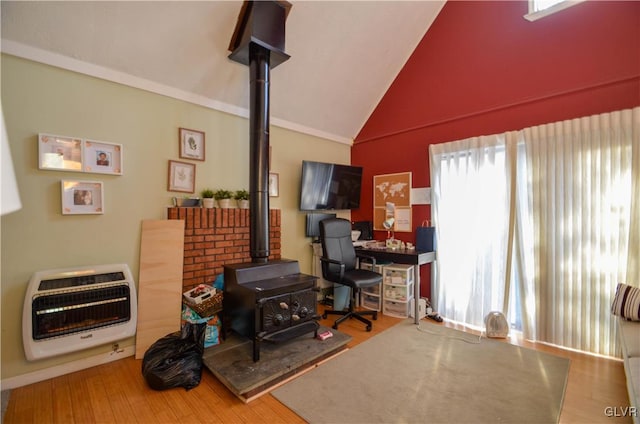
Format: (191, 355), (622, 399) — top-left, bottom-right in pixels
(1, 40), (352, 146)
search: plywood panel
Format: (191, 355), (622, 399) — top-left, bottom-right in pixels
(135, 219), (185, 359)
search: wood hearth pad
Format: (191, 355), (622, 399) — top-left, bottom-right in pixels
(202, 326), (351, 403)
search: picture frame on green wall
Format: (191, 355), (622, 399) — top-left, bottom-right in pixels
(179, 127), (205, 161)
(83, 139), (123, 175)
(61, 180), (104, 215)
(38, 133), (83, 172)
(168, 160), (196, 193)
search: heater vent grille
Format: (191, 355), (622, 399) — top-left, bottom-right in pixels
(32, 284), (132, 340)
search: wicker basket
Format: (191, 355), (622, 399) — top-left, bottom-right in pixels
(183, 290), (223, 318)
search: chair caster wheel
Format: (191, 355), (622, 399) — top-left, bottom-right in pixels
(322, 313), (327, 319)
(332, 324), (338, 330)
(366, 325), (372, 332)
(372, 314), (378, 321)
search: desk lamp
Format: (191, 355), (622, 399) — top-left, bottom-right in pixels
(383, 217), (398, 249)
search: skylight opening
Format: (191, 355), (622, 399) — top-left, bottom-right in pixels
(524, 0), (586, 22)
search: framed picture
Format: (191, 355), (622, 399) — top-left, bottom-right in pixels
(38, 133), (83, 171)
(168, 160), (196, 193)
(269, 172), (279, 197)
(61, 180), (104, 215)
(179, 128), (205, 161)
(373, 172), (412, 232)
(83, 139), (123, 175)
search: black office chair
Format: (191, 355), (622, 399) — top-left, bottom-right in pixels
(319, 218), (382, 331)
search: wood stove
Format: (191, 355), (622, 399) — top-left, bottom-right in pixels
(222, 2), (319, 362)
(223, 260), (320, 361)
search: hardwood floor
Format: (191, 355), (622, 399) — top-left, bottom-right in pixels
(4, 305), (633, 423)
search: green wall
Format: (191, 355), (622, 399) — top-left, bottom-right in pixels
(1, 54), (351, 381)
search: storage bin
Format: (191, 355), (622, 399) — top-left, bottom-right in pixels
(384, 284), (411, 301)
(383, 264), (415, 286)
(383, 300), (411, 318)
(362, 283), (381, 296)
(361, 292), (382, 311)
(382, 264), (414, 316)
(359, 261), (385, 310)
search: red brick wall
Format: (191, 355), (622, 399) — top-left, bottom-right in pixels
(167, 207), (281, 291)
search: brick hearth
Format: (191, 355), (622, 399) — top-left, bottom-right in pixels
(168, 207), (281, 291)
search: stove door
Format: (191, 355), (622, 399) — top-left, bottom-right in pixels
(290, 289), (317, 324)
(260, 293), (292, 333)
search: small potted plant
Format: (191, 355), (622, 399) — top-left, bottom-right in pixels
(201, 189), (215, 208)
(213, 189), (233, 208)
(234, 189), (250, 209)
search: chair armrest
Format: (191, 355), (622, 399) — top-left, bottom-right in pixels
(319, 256), (345, 280)
(355, 252), (377, 268)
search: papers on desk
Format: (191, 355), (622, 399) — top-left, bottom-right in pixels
(354, 240), (386, 249)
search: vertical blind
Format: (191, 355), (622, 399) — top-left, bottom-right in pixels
(430, 107), (639, 356)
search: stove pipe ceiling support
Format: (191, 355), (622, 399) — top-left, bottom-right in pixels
(228, 1), (291, 263)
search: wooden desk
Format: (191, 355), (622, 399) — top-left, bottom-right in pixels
(356, 247), (436, 324)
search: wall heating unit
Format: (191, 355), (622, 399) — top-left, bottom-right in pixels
(23, 263), (137, 361)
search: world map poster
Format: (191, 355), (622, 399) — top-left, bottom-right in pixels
(373, 172), (412, 232)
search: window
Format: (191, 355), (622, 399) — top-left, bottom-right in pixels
(430, 136), (513, 331)
(524, 0), (586, 22)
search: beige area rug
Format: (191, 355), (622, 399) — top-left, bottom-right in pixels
(272, 320), (570, 424)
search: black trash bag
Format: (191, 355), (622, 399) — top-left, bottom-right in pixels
(142, 321), (207, 391)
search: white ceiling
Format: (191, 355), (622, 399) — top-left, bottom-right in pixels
(1, 1), (445, 143)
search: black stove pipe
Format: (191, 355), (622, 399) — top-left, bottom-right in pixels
(228, 0), (291, 263)
(249, 43), (271, 263)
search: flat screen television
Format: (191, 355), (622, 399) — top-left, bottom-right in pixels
(305, 212), (337, 241)
(299, 160), (363, 211)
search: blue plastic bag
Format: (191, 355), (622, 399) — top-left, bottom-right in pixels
(213, 273), (224, 291)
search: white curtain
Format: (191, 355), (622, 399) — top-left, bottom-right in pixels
(430, 107), (639, 356)
(429, 134), (514, 329)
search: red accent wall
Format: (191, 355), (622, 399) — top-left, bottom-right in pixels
(352, 0), (640, 298)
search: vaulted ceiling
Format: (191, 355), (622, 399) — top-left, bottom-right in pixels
(1, 1), (446, 143)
